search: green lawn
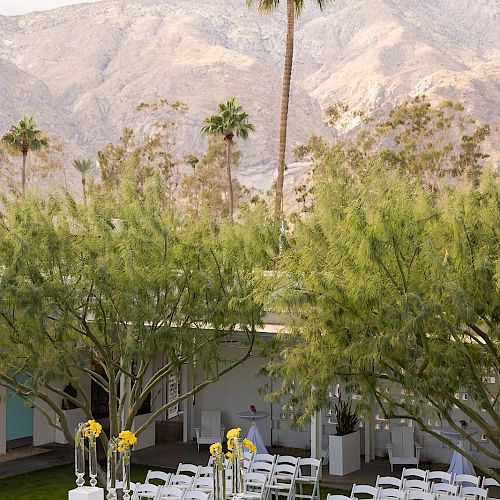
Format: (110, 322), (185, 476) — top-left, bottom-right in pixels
(0, 464), (348, 500)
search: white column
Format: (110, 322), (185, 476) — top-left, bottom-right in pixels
(0, 386), (6, 455)
(364, 400), (375, 463)
(310, 410), (323, 460)
(181, 363), (193, 443)
(33, 394), (55, 446)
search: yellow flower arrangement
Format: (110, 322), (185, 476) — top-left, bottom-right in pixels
(117, 430), (137, 453)
(83, 420), (102, 438)
(210, 442), (223, 457)
(243, 438), (256, 454)
(226, 428), (241, 441)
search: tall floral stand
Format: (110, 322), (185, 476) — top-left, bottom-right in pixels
(69, 423), (104, 500)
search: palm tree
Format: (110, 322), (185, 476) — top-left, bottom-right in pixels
(201, 98), (255, 222)
(1, 115), (48, 196)
(247, 0), (331, 223)
(73, 158), (92, 205)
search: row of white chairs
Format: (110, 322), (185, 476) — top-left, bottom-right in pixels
(132, 484), (211, 500)
(394, 469), (499, 489)
(328, 491), (490, 500)
(132, 454), (322, 500)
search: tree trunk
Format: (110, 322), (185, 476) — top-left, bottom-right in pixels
(226, 139), (234, 223)
(21, 151), (27, 197)
(274, 0), (295, 224)
(82, 176), (87, 206)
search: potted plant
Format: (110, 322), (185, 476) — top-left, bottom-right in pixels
(328, 396), (361, 476)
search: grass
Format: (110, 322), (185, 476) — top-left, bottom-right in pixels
(0, 464), (348, 500)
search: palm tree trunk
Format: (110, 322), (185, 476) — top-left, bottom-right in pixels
(226, 139), (234, 223)
(82, 176), (87, 206)
(274, 0), (295, 224)
(21, 151), (27, 197)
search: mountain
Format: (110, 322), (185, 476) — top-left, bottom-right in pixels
(0, 0), (498, 198)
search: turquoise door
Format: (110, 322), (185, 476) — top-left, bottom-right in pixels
(6, 386), (34, 441)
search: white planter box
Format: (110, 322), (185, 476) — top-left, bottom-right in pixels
(132, 413), (156, 450)
(329, 431), (361, 476)
(55, 408), (87, 444)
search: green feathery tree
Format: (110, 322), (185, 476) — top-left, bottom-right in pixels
(0, 178), (273, 483)
(262, 149), (500, 480)
(1, 115), (48, 196)
(201, 97), (255, 223)
(247, 0), (332, 224)
(73, 158), (92, 205)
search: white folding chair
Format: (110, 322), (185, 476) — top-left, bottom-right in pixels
(430, 484), (459, 496)
(460, 487), (488, 500)
(192, 477), (214, 493)
(184, 491), (211, 500)
(245, 450), (256, 470)
(350, 484), (379, 500)
(428, 472), (454, 484)
(254, 454), (276, 464)
(118, 480), (138, 500)
(437, 495), (461, 500)
(243, 472), (268, 500)
(177, 464), (201, 477)
(402, 469), (428, 481)
(145, 471), (171, 486)
(135, 483), (161, 500)
(405, 492), (434, 500)
(267, 463), (298, 500)
(403, 480), (430, 492)
(276, 456), (300, 466)
(453, 475), (479, 487)
(198, 466), (214, 478)
(481, 478), (499, 500)
(379, 489), (407, 500)
(376, 476), (403, 489)
(327, 496), (351, 500)
(296, 458), (322, 500)
(482, 478), (500, 489)
(250, 461), (274, 477)
(160, 486), (186, 500)
(170, 474), (194, 490)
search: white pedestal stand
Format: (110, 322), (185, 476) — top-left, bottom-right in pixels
(68, 486), (104, 500)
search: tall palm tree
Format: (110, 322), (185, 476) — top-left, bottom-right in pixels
(1, 115), (48, 196)
(73, 158), (92, 205)
(201, 98), (255, 223)
(247, 0), (331, 224)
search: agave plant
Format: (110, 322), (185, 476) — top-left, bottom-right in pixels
(334, 396), (359, 436)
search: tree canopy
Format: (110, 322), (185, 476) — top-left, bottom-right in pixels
(262, 147), (500, 480)
(0, 178), (274, 481)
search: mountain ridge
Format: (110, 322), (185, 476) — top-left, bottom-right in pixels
(0, 0), (498, 197)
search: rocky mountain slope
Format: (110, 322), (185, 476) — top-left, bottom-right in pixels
(0, 0), (498, 195)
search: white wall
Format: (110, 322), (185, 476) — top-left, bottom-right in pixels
(193, 345), (272, 447)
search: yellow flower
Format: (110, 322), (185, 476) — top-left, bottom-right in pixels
(118, 430), (137, 448)
(243, 438), (256, 454)
(225, 452), (234, 461)
(210, 442), (222, 457)
(84, 420), (102, 438)
(227, 439), (233, 451)
(226, 428), (241, 440)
